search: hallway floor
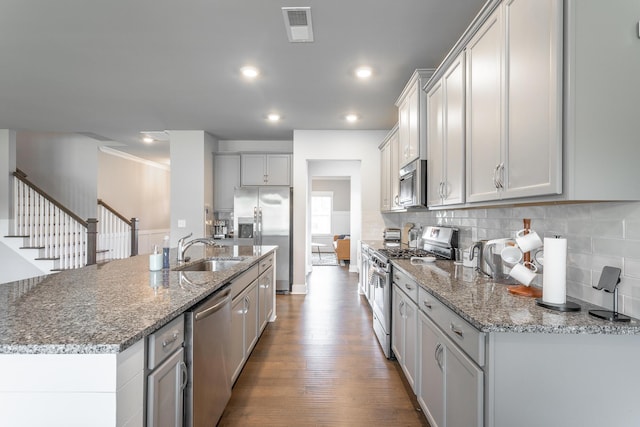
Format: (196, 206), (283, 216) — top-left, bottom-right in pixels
(218, 265), (429, 426)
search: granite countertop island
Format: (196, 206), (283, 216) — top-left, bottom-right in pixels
(0, 244), (276, 354)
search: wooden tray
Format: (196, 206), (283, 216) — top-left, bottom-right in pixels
(507, 285), (542, 298)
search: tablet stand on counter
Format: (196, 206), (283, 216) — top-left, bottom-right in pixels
(588, 266), (630, 322)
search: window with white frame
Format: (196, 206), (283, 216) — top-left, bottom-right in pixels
(311, 192), (333, 235)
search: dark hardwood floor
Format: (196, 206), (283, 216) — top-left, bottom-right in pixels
(218, 265), (430, 426)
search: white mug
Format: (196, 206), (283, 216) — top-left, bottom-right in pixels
(500, 246), (523, 267)
(515, 229), (543, 253)
(509, 261), (538, 286)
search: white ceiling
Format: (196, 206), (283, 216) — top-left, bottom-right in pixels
(0, 0), (486, 164)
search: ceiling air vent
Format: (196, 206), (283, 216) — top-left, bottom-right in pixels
(282, 7), (314, 42)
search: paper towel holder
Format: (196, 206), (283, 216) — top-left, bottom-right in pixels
(588, 266), (630, 322)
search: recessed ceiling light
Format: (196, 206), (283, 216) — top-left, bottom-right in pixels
(355, 67), (373, 79)
(240, 66), (260, 79)
(267, 113), (281, 122)
(142, 136), (154, 144)
(345, 114), (359, 123)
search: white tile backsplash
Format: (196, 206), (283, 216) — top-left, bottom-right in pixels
(384, 201), (640, 318)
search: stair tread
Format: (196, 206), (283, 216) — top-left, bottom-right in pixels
(19, 246), (45, 250)
(4, 235), (29, 238)
(34, 257), (60, 261)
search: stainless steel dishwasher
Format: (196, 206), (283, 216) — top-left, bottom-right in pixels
(185, 285), (232, 427)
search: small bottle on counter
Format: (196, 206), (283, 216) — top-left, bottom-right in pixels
(162, 235), (170, 269)
(149, 245), (163, 271)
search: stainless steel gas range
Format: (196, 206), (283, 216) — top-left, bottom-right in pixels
(370, 226), (458, 358)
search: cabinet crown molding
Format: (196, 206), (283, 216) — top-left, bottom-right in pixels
(395, 69), (435, 107)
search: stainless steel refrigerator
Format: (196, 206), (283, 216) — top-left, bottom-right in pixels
(233, 187), (292, 292)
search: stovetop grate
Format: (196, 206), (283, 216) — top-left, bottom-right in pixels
(376, 247), (447, 260)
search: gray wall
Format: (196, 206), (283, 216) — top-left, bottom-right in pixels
(312, 179), (351, 211)
(97, 150), (170, 230)
(385, 201), (640, 318)
(16, 132), (98, 220)
(169, 131), (217, 246)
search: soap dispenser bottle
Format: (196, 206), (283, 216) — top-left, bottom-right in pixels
(162, 235), (170, 269)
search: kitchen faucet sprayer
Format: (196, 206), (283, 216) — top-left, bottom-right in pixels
(177, 233), (221, 262)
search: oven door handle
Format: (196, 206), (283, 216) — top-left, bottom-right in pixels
(371, 266), (387, 286)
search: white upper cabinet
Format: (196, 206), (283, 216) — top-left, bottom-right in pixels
(502, 0), (562, 199)
(396, 69), (434, 168)
(241, 154), (291, 186)
(466, 0), (562, 203)
(379, 125), (401, 212)
(427, 53), (466, 207)
(389, 128), (401, 210)
(465, 8), (503, 203)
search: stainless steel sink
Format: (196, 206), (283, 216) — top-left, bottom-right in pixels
(174, 257), (246, 272)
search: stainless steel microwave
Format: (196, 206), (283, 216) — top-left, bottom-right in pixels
(398, 160), (427, 208)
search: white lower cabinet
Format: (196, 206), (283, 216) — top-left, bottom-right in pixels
(418, 310), (483, 427)
(391, 270), (419, 393)
(147, 347), (186, 427)
(258, 265), (274, 333)
(244, 281), (259, 353)
(230, 279), (259, 384)
(418, 313), (445, 427)
(147, 315), (186, 427)
(229, 255), (274, 385)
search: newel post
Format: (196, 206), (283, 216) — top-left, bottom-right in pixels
(130, 217), (139, 256)
(87, 218), (98, 265)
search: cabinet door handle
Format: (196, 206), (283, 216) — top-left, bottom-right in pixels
(399, 300), (405, 317)
(245, 295), (251, 313)
(493, 164), (501, 189)
(450, 323), (464, 338)
(404, 283), (413, 291)
(179, 361), (188, 390)
(434, 343), (444, 370)
(422, 300), (432, 310)
(499, 163), (505, 188)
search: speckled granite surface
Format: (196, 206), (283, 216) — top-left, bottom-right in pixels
(392, 259), (640, 335)
(0, 245), (276, 355)
(361, 240), (640, 334)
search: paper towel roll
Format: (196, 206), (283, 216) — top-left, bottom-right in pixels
(542, 237), (567, 304)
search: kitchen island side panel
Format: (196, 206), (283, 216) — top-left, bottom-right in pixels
(486, 332), (640, 427)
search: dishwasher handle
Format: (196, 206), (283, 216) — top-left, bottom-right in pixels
(194, 287), (231, 321)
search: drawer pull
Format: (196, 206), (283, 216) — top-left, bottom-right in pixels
(404, 284), (414, 291)
(434, 343), (444, 370)
(422, 300), (432, 309)
(450, 323), (464, 338)
(162, 331), (179, 348)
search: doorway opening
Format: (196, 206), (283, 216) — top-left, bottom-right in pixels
(310, 177), (351, 267)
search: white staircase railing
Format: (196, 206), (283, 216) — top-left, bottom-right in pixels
(97, 199), (138, 260)
(11, 170), (97, 270)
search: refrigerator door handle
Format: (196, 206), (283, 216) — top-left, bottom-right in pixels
(257, 207), (263, 245)
(253, 206), (258, 241)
